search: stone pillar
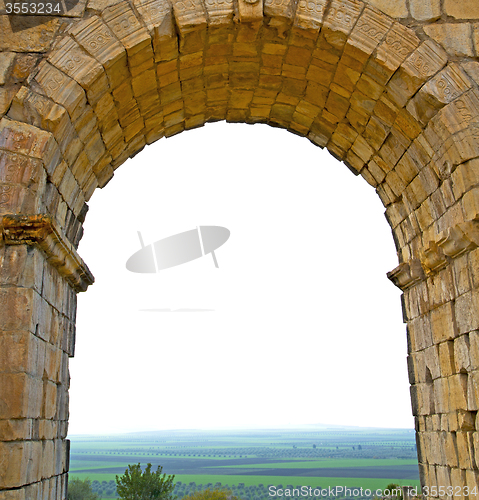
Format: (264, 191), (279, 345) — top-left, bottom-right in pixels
(389, 216), (479, 489)
(0, 122), (93, 499)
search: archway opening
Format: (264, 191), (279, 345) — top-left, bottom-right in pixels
(69, 121), (411, 435)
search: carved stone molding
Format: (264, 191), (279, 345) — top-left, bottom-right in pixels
(388, 217), (479, 290)
(0, 214), (94, 292)
(387, 259), (425, 290)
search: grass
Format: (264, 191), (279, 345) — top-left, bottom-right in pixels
(69, 472), (421, 493)
(209, 459), (419, 469)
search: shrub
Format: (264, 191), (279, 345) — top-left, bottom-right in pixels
(116, 463), (175, 500)
(184, 488), (241, 500)
(67, 478), (100, 500)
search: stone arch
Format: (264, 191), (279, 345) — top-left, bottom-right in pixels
(2, 0), (479, 496)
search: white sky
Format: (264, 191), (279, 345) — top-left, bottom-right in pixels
(69, 122), (414, 436)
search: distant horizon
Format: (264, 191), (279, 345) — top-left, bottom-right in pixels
(68, 422), (416, 437)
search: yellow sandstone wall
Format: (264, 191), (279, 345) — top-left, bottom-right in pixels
(2, 0), (479, 497)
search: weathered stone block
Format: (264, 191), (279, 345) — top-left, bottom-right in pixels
(408, 64), (472, 126)
(456, 290), (479, 335)
(41, 439), (55, 480)
(0, 419), (33, 442)
(456, 431), (473, 469)
(0, 86), (18, 119)
(452, 159), (479, 200)
(34, 62), (87, 126)
(322, 0), (363, 46)
(0, 331), (45, 378)
(54, 438), (68, 475)
(0, 287), (43, 335)
(371, 22), (420, 85)
(8, 87), (81, 166)
(387, 40), (448, 108)
(445, 0), (479, 20)
(450, 467), (466, 489)
(409, 384), (419, 416)
(131, 69), (158, 97)
(449, 374), (469, 412)
(0, 372), (42, 419)
(462, 188), (479, 222)
(470, 332), (479, 370)
(48, 37), (109, 99)
(0, 52), (16, 86)
(468, 371), (479, 411)
(171, 0), (207, 36)
(423, 345), (440, 379)
(133, 0), (172, 31)
(431, 302), (457, 343)
(56, 385), (70, 422)
(293, 0), (326, 31)
(84, 131), (108, 168)
(102, 2), (146, 40)
(0, 17), (60, 53)
(410, 0), (440, 21)
(70, 16), (129, 87)
(205, 0), (234, 25)
(439, 341), (456, 378)
(42, 380), (58, 420)
(440, 90), (479, 138)
(347, 7), (393, 63)
(366, 0), (407, 18)
(424, 24), (475, 58)
(0, 119), (60, 177)
(458, 409), (476, 431)
(466, 468), (479, 491)
(451, 255), (472, 298)
(444, 431), (458, 468)
(0, 441), (28, 488)
(454, 334), (472, 374)
(436, 464), (452, 486)
(44, 343), (62, 384)
(0, 243), (45, 292)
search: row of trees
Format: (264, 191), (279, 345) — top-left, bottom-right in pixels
(86, 447), (415, 461)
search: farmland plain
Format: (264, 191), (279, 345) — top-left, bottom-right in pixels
(68, 427), (420, 499)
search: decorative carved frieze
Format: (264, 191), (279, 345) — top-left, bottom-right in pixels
(293, 0), (326, 31)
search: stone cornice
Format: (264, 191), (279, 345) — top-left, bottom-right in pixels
(387, 259), (425, 291)
(388, 217), (479, 291)
(0, 214), (94, 293)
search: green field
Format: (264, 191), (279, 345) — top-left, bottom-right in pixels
(211, 459), (419, 469)
(68, 427), (421, 499)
